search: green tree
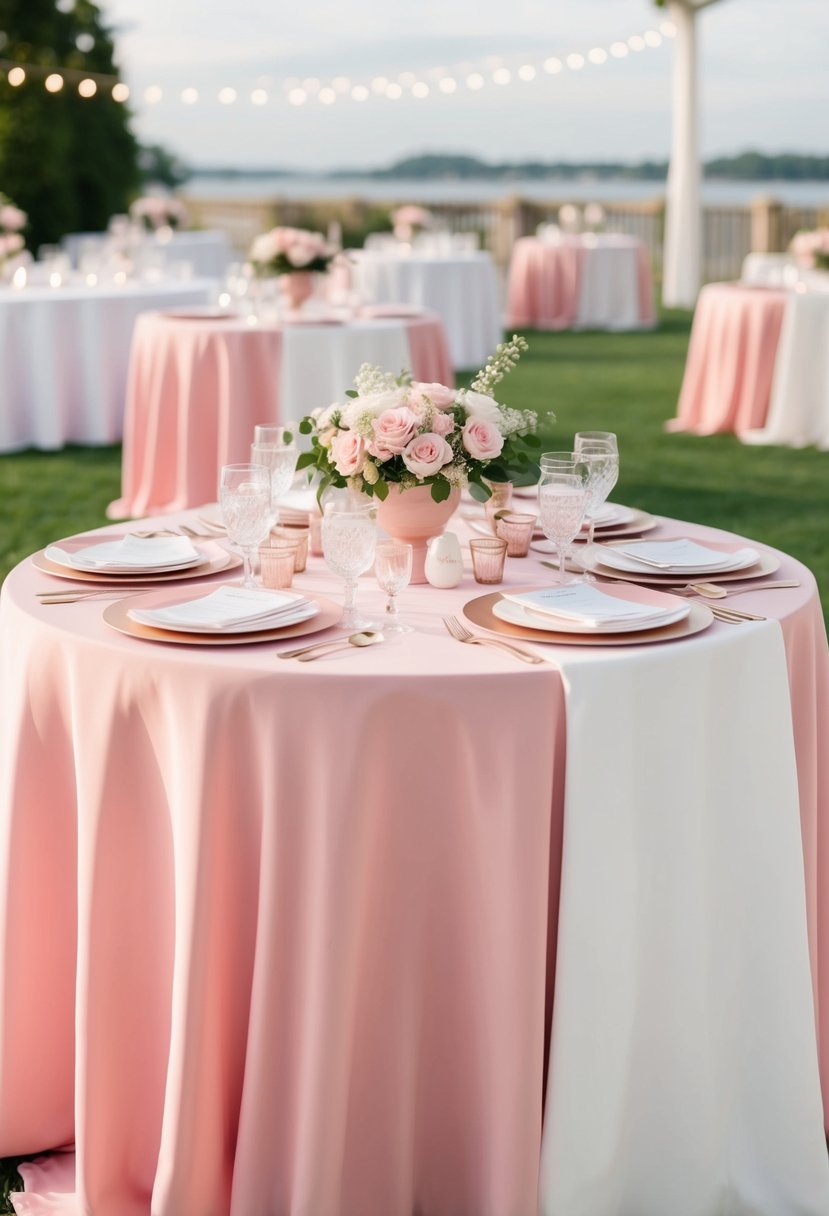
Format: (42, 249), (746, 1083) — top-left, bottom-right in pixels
(0, 0), (139, 251)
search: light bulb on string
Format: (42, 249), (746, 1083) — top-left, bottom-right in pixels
(385, 82), (402, 99)
(610, 42), (628, 58)
(78, 77), (96, 97)
(144, 85), (163, 104)
(465, 72), (484, 90)
(544, 57), (562, 74)
(351, 84), (369, 101)
(588, 48), (607, 65)
(112, 82), (129, 102)
(45, 73), (64, 92)
(7, 66), (26, 86)
(218, 87), (237, 104)
(438, 77), (457, 94)
(181, 87), (198, 104)
(251, 88), (268, 105)
(517, 65), (535, 82)
(411, 81), (429, 98)
(288, 88), (307, 106)
(566, 53), (584, 70)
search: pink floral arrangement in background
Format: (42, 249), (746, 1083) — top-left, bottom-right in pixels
(0, 194), (26, 263)
(391, 205), (434, 240)
(248, 226), (334, 277)
(790, 228), (829, 272)
(297, 336), (542, 504)
(129, 196), (189, 232)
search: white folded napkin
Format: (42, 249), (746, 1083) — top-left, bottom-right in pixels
(50, 535), (201, 572)
(504, 584), (679, 629)
(129, 586), (310, 631)
(611, 539), (749, 571)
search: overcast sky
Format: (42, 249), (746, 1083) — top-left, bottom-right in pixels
(97, 0), (828, 169)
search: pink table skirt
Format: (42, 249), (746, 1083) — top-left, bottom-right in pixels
(2, 510), (829, 1215)
(506, 236), (655, 331)
(109, 309), (453, 520)
(667, 283), (788, 436)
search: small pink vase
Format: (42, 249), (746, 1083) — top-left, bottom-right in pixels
(280, 271), (314, 311)
(376, 484), (461, 584)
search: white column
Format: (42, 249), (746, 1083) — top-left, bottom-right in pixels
(662, 1), (701, 308)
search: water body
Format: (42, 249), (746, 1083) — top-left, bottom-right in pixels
(185, 174), (829, 207)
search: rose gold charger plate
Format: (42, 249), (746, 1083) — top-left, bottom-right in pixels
(32, 537), (240, 585)
(103, 589), (343, 647)
(463, 588), (714, 647)
(581, 538), (780, 585)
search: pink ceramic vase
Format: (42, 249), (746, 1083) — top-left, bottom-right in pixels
(280, 271), (314, 311)
(376, 484), (461, 584)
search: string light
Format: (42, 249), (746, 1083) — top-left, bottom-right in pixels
(0, 20), (673, 109)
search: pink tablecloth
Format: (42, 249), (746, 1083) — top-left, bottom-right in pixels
(2, 511), (829, 1215)
(109, 309), (453, 520)
(506, 235), (655, 331)
(667, 283), (788, 436)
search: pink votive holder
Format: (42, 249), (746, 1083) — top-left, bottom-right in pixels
(495, 511), (537, 557)
(470, 537), (508, 584)
(259, 539), (298, 588)
(484, 481), (514, 533)
(308, 510), (323, 556)
(272, 525), (309, 572)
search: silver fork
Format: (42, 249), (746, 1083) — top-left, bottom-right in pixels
(443, 615), (547, 665)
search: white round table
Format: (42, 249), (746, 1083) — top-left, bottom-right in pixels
(0, 279), (214, 452)
(348, 250), (502, 369)
(62, 229), (233, 280)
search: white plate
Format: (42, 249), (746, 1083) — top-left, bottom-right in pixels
(129, 599), (319, 635)
(594, 540), (759, 576)
(492, 596), (689, 635)
(45, 542), (208, 576)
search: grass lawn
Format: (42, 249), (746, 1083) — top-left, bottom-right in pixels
(2, 308), (828, 620)
(0, 310), (827, 1205)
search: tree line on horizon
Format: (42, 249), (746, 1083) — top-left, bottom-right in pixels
(195, 150), (829, 182)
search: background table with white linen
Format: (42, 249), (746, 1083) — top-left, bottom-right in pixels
(741, 252), (829, 293)
(347, 249), (502, 368)
(109, 307), (453, 518)
(62, 229), (233, 280)
(669, 281), (829, 447)
(0, 279), (214, 453)
(2, 510), (828, 1216)
(506, 233), (655, 332)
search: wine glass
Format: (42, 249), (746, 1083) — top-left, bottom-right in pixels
(250, 441), (298, 527)
(322, 502), (377, 631)
(375, 541), (413, 634)
(537, 469), (589, 584)
(574, 435), (619, 542)
(219, 463), (272, 589)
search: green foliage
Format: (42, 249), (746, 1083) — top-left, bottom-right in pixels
(0, 0), (140, 250)
(138, 144), (190, 190)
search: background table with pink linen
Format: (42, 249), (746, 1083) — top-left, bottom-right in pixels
(667, 282), (789, 437)
(2, 511), (829, 1216)
(108, 307), (453, 519)
(506, 234), (655, 331)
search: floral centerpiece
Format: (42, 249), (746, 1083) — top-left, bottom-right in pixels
(790, 228), (829, 272)
(130, 196), (189, 232)
(249, 227), (334, 277)
(0, 194), (26, 267)
(297, 335), (540, 581)
(391, 205), (433, 242)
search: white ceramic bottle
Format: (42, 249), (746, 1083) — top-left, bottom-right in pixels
(424, 532), (464, 589)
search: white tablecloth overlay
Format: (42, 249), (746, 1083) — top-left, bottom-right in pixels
(348, 251), (502, 368)
(540, 620), (829, 1215)
(279, 319), (412, 423)
(0, 279), (214, 453)
(742, 290), (829, 450)
(574, 235), (652, 331)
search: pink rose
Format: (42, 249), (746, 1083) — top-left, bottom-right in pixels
(0, 205), (26, 232)
(369, 407), (419, 459)
(462, 418), (504, 461)
(402, 432), (453, 479)
(287, 242), (315, 267)
(410, 381), (456, 410)
(430, 410), (455, 437)
(331, 430), (366, 476)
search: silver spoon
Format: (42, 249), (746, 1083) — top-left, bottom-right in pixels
(278, 631), (384, 661)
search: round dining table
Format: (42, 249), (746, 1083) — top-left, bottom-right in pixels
(347, 249), (502, 369)
(2, 507), (829, 1216)
(0, 278), (215, 454)
(668, 281), (829, 448)
(506, 234), (655, 332)
(62, 229), (233, 280)
(108, 307), (454, 520)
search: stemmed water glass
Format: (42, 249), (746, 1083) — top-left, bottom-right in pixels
(374, 541), (413, 634)
(537, 468), (589, 584)
(250, 438), (298, 528)
(574, 433), (619, 540)
(322, 501), (378, 631)
(219, 463), (272, 589)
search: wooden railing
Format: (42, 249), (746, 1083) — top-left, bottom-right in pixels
(183, 192), (829, 284)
